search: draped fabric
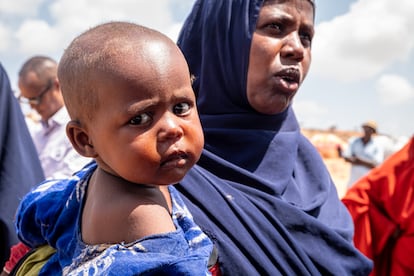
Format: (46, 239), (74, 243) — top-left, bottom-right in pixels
(342, 137), (414, 276)
(176, 0), (372, 274)
(16, 163), (213, 275)
(0, 63), (44, 267)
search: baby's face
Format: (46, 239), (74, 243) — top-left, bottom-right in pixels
(88, 40), (203, 186)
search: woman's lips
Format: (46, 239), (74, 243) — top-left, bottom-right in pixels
(274, 68), (300, 94)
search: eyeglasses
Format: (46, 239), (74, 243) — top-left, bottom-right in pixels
(18, 80), (53, 105)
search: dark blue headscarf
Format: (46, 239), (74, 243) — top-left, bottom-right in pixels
(176, 0), (372, 274)
(0, 63), (44, 266)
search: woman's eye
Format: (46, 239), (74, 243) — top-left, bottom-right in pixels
(300, 32), (313, 47)
(266, 23), (282, 33)
(129, 113), (151, 125)
(173, 102), (191, 116)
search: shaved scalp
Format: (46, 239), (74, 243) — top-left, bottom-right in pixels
(58, 21), (175, 123)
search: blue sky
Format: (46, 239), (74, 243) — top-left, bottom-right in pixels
(1, 0), (413, 138)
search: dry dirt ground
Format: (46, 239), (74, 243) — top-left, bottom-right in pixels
(322, 158), (351, 198)
(302, 128), (357, 199)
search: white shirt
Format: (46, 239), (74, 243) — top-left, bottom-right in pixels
(344, 136), (384, 187)
(32, 107), (91, 179)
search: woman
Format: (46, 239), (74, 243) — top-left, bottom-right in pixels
(176, 0), (373, 274)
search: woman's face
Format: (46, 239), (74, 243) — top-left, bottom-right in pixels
(246, 0), (314, 114)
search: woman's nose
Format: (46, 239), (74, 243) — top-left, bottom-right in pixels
(280, 32), (304, 62)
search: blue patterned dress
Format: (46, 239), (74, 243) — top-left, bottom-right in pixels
(16, 162), (213, 275)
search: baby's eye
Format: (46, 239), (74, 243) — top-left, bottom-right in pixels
(173, 102), (191, 116)
(129, 113), (151, 125)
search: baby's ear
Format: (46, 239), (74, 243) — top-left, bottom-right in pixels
(66, 120), (97, 158)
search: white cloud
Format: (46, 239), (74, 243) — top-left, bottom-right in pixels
(0, 0), (187, 61)
(49, 0), (174, 37)
(0, 0), (193, 91)
(293, 100), (330, 129)
(51, 0), (166, 26)
(0, 0), (45, 16)
(294, 100), (327, 115)
(376, 74), (414, 105)
(15, 20), (61, 54)
(312, 0), (414, 82)
(0, 23), (12, 51)
(166, 22), (185, 42)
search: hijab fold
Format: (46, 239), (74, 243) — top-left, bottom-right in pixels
(0, 63), (44, 266)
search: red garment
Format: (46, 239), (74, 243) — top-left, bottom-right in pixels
(3, 242), (30, 273)
(342, 136), (414, 276)
(209, 262), (222, 276)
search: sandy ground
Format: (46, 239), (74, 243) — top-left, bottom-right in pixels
(301, 128), (355, 199)
(323, 158), (351, 199)
(303, 128), (405, 199)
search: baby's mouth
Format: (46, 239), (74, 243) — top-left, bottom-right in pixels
(161, 151), (189, 168)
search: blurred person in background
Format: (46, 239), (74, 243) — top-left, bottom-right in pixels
(17, 56), (91, 179)
(341, 121), (385, 188)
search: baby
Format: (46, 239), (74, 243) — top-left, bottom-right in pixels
(15, 21), (216, 275)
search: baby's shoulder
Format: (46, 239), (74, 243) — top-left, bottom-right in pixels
(81, 186), (175, 245)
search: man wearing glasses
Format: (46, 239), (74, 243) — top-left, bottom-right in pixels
(17, 56), (91, 180)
